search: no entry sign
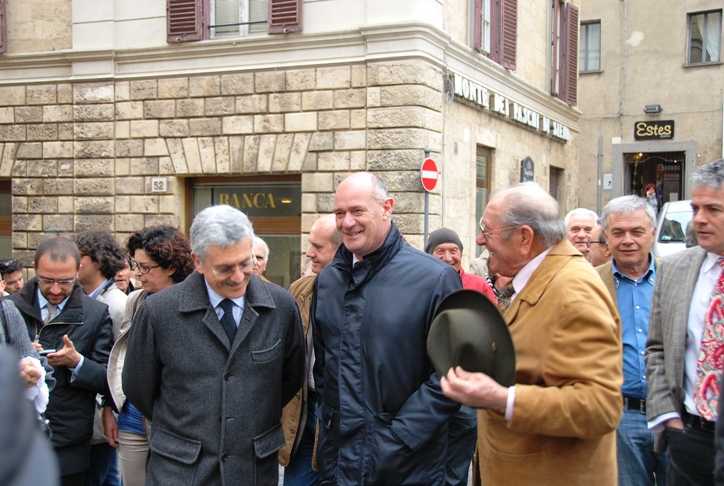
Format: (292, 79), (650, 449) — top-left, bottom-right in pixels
(420, 158), (439, 192)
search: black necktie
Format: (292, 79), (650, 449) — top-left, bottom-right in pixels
(219, 299), (237, 344)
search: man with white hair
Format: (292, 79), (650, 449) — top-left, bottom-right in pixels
(123, 206), (305, 486)
(253, 236), (270, 277)
(595, 195), (665, 485)
(565, 207), (599, 260)
(442, 183), (622, 485)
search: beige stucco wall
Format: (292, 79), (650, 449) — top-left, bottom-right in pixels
(6, 0), (71, 54)
(578, 0), (724, 209)
(441, 99), (578, 267)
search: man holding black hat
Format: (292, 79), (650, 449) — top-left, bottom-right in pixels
(425, 227), (495, 486)
(441, 183), (622, 485)
(313, 172), (461, 485)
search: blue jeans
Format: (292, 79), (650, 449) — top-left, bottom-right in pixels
(617, 408), (667, 486)
(445, 406), (477, 486)
(284, 396), (320, 486)
(88, 443), (121, 486)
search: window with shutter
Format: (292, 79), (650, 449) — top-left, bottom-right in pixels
(0, 0), (6, 54)
(268, 0), (302, 34)
(562, 3), (578, 105)
(500, 0), (517, 70)
(167, 0), (207, 43)
(473, 0), (493, 54)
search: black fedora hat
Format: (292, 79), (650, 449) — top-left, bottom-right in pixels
(427, 289), (516, 386)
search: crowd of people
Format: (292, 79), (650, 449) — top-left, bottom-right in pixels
(0, 159), (723, 486)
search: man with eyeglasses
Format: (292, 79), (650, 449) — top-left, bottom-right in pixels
(441, 183), (621, 485)
(564, 207), (599, 262)
(123, 205), (304, 486)
(11, 237), (114, 486)
(589, 223), (612, 267)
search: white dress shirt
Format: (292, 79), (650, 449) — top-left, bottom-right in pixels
(505, 248), (552, 420)
(205, 280), (245, 326)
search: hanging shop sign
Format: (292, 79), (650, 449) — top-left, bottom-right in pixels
(449, 72), (572, 142)
(520, 157), (535, 182)
(634, 120), (675, 141)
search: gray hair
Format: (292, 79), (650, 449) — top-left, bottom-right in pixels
(600, 195), (656, 232)
(564, 207), (598, 227)
(692, 159), (724, 190)
(253, 236), (270, 259)
(190, 205), (255, 259)
(496, 182), (565, 248)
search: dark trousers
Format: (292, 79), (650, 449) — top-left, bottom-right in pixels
(284, 394), (320, 486)
(666, 425), (714, 486)
(87, 443), (121, 486)
(445, 405), (477, 486)
(60, 471), (87, 486)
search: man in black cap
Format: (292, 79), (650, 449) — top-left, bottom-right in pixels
(425, 228), (496, 486)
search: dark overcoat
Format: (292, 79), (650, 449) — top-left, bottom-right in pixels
(123, 271), (305, 486)
(10, 278), (113, 476)
(313, 224), (462, 485)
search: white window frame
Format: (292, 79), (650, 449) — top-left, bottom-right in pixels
(209, 0), (268, 38)
(481, 0), (492, 54)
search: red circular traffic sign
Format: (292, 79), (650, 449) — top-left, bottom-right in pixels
(420, 158), (439, 192)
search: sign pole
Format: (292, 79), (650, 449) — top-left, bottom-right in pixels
(423, 150), (430, 247)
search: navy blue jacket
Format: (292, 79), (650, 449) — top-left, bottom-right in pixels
(313, 224), (462, 485)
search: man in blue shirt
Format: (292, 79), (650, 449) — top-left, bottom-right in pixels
(596, 195), (666, 486)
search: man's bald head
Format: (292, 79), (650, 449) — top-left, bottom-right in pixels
(334, 172), (395, 260)
(306, 214), (341, 274)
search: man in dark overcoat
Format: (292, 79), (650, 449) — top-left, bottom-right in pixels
(313, 172), (462, 485)
(123, 205), (305, 486)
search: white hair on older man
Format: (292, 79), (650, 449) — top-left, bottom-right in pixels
(253, 236), (270, 260)
(190, 205), (255, 260)
(495, 182), (566, 248)
(564, 207), (598, 227)
(600, 195), (656, 232)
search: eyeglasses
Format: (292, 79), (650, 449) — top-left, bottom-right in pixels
(37, 276), (75, 287)
(210, 258), (255, 279)
(129, 259), (161, 275)
(478, 220), (520, 239)
(589, 240), (607, 246)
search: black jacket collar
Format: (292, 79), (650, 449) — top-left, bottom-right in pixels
(11, 277), (86, 324)
(331, 223), (404, 289)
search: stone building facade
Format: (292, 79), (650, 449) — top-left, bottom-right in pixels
(0, 0), (581, 281)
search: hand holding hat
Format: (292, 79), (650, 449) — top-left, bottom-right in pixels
(427, 289), (516, 409)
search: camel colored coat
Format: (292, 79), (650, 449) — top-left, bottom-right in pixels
(476, 239), (622, 485)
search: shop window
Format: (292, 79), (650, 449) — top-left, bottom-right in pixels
(475, 145), (493, 257)
(580, 21), (601, 72)
(188, 176), (302, 287)
(166, 0), (302, 43)
(0, 180), (10, 258)
(687, 10), (722, 65)
(473, 0), (517, 70)
(551, 0), (579, 105)
(549, 166), (564, 203)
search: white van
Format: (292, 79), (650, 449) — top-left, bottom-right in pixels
(653, 200), (693, 257)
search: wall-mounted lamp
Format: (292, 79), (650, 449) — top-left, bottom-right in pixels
(643, 104), (663, 114)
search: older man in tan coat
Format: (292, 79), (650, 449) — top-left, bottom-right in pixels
(442, 183), (622, 485)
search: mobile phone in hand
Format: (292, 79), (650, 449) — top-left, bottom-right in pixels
(38, 349), (57, 356)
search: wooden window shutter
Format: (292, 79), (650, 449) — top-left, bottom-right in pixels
(473, 0), (483, 50)
(167, 0), (206, 43)
(268, 0), (303, 34)
(564, 3), (579, 105)
(490, 0), (502, 63)
(500, 0), (517, 70)
(0, 0), (6, 55)
(558, 3), (578, 104)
